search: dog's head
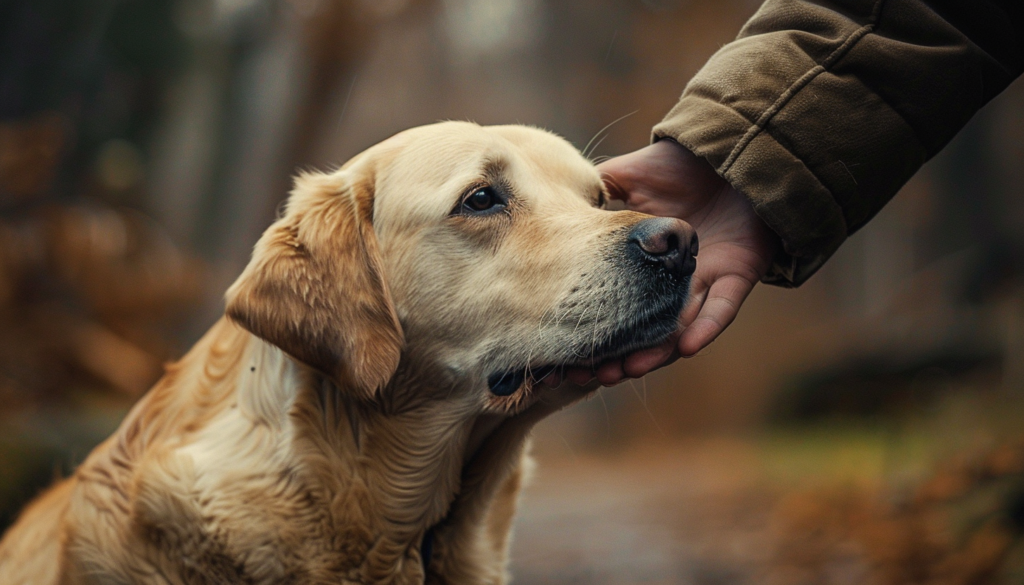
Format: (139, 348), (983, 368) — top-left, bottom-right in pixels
(226, 122), (695, 413)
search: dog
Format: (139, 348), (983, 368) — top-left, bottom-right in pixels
(0, 122), (696, 584)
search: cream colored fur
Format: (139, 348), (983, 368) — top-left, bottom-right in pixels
(0, 122), (684, 584)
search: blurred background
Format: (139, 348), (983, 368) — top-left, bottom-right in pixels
(2, 0), (1024, 582)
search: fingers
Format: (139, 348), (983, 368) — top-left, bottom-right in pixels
(596, 151), (633, 202)
(595, 360), (625, 386)
(679, 275), (710, 328)
(600, 172), (629, 202)
(677, 273), (754, 357)
(553, 272), (758, 386)
(539, 370), (562, 388)
(563, 360), (625, 387)
(565, 367), (594, 386)
(583, 273), (756, 384)
(557, 335), (679, 389)
(622, 337), (677, 378)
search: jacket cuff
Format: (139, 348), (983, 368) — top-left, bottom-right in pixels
(653, 96), (848, 287)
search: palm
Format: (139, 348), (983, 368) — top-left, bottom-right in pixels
(568, 140), (777, 386)
(631, 180), (771, 354)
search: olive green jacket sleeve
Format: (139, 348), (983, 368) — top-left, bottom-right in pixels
(653, 0), (1023, 286)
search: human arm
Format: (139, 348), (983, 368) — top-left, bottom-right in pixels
(571, 0), (1023, 386)
(657, 0), (1023, 287)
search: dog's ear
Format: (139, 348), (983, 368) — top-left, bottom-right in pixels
(225, 169), (403, 399)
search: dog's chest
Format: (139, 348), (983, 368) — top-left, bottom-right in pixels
(131, 468), (362, 583)
(73, 416), (426, 584)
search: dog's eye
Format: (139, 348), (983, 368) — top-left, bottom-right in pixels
(462, 187), (503, 213)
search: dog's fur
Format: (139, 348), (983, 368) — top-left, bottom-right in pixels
(0, 122), (690, 584)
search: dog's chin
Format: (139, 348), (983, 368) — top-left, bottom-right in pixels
(581, 299), (682, 364)
(485, 294), (685, 410)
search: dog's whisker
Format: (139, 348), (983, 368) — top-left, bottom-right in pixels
(586, 134), (610, 162)
(588, 299), (606, 364)
(570, 305), (591, 340)
(628, 378), (669, 440)
(581, 110), (639, 159)
(596, 388), (612, 440)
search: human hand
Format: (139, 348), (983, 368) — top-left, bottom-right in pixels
(565, 139), (779, 386)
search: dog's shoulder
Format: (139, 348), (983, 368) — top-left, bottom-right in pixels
(55, 319), (400, 583)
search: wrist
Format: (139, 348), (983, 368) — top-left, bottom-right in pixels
(651, 138), (732, 201)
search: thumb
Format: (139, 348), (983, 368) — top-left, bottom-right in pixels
(598, 169), (630, 202)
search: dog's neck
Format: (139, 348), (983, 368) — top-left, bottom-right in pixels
(146, 318), (521, 577)
(104, 316), (554, 583)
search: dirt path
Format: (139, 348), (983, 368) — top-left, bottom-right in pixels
(509, 442), (774, 585)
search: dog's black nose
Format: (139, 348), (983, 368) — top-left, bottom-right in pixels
(628, 217), (698, 278)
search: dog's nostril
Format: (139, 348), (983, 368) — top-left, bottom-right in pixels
(689, 233), (699, 257)
(662, 233), (679, 257)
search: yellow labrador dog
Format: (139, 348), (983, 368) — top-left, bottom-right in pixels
(0, 122), (696, 584)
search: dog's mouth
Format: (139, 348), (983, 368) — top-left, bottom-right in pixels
(484, 367), (556, 413)
(485, 296), (684, 406)
(487, 367), (557, 397)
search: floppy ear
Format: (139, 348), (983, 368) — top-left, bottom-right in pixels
(225, 169), (403, 399)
